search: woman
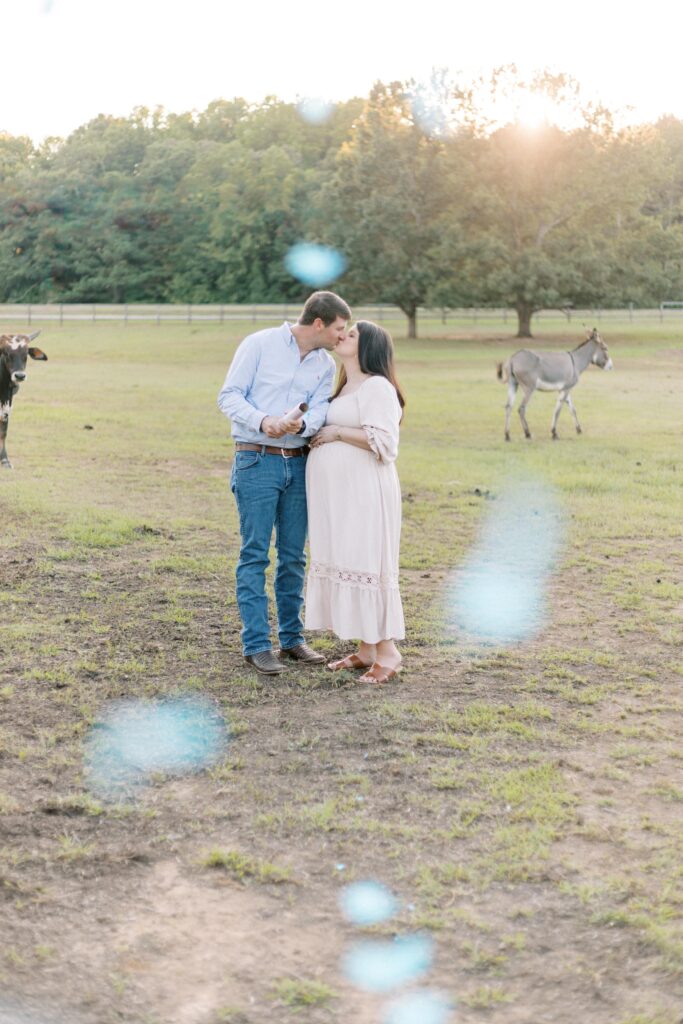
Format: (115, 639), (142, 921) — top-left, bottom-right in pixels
(305, 320), (405, 683)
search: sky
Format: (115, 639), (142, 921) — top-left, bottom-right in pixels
(3, 0), (683, 141)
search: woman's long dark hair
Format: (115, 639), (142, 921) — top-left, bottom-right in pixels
(332, 320), (406, 413)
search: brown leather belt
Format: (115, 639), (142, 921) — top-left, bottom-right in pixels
(235, 442), (309, 458)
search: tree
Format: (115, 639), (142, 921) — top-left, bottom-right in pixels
(438, 70), (651, 336)
(318, 82), (448, 338)
(0, 85), (679, 317)
(445, 127), (644, 336)
(208, 139), (313, 302)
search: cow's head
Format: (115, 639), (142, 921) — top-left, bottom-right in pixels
(0, 331), (48, 387)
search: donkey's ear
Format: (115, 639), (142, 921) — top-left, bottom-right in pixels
(28, 347), (47, 361)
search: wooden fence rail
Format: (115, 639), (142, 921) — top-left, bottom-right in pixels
(0, 304), (682, 325)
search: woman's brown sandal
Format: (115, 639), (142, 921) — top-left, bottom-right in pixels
(327, 655), (374, 671)
(358, 663), (402, 684)
(326, 654), (372, 672)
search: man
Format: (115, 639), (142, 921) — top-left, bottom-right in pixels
(218, 291), (351, 675)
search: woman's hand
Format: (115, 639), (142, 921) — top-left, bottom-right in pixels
(309, 425), (340, 447)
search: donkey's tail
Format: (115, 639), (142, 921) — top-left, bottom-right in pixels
(496, 359), (511, 383)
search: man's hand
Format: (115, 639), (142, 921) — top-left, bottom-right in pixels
(261, 416), (288, 439)
(279, 414), (305, 435)
(261, 414), (305, 437)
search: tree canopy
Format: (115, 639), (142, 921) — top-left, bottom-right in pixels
(0, 76), (681, 337)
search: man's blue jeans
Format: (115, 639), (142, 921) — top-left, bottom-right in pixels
(230, 449), (308, 656)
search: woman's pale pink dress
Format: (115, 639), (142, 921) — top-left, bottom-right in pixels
(305, 375), (405, 642)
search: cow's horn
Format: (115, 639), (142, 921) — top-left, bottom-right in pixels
(28, 330), (41, 342)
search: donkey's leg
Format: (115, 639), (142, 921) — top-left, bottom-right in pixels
(504, 379), (518, 441)
(566, 393), (582, 434)
(551, 390), (567, 440)
(517, 385), (534, 439)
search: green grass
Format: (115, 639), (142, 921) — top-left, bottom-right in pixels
(200, 848), (292, 884)
(460, 984), (513, 1008)
(271, 976), (336, 1009)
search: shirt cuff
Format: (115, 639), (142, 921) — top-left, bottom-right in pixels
(254, 410), (270, 433)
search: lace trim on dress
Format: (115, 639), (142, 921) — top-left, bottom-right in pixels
(309, 560), (400, 591)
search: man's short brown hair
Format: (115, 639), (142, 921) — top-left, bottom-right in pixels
(299, 291), (351, 326)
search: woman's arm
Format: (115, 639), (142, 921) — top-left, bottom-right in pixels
(309, 424), (372, 451)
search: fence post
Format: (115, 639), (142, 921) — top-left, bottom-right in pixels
(219, 304), (224, 324)
(156, 307), (160, 326)
(124, 303), (128, 326)
(59, 302), (63, 326)
(252, 305), (256, 323)
(187, 303), (192, 324)
(92, 304), (96, 322)
(27, 304), (31, 325)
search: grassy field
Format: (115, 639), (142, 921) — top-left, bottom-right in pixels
(0, 317), (682, 1024)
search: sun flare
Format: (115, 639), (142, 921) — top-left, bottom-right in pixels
(514, 91), (559, 128)
(479, 84), (580, 132)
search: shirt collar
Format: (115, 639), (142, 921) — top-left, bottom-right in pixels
(284, 322), (297, 348)
(284, 321), (325, 362)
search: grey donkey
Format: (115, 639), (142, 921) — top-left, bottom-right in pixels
(496, 328), (613, 441)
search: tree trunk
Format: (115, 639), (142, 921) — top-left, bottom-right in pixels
(405, 307), (417, 339)
(515, 302), (534, 338)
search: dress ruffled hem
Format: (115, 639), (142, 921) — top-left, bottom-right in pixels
(304, 576), (405, 643)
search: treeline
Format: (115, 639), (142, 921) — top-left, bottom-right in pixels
(2, 73), (683, 337)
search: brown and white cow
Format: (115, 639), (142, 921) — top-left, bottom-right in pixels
(0, 331), (48, 469)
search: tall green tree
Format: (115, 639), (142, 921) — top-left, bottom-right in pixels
(434, 71), (655, 336)
(319, 82), (448, 338)
(441, 122), (649, 336)
(208, 139), (312, 302)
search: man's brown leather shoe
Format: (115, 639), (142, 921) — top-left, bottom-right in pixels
(279, 643), (326, 665)
(244, 650), (285, 675)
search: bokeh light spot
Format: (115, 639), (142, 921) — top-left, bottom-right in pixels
(448, 477), (564, 645)
(339, 881), (398, 926)
(84, 696), (229, 800)
(343, 934), (433, 993)
(297, 97), (334, 125)
(382, 990), (453, 1024)
(284, 243), (346, 287)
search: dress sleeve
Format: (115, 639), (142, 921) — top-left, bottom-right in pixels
(356, 377), (401, 464)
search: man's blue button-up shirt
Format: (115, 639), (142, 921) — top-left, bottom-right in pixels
(217, 322), (336, 447)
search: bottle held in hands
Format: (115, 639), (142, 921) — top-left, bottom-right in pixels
(280, 402), (308, 435)
(284, 402), (308, 422)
